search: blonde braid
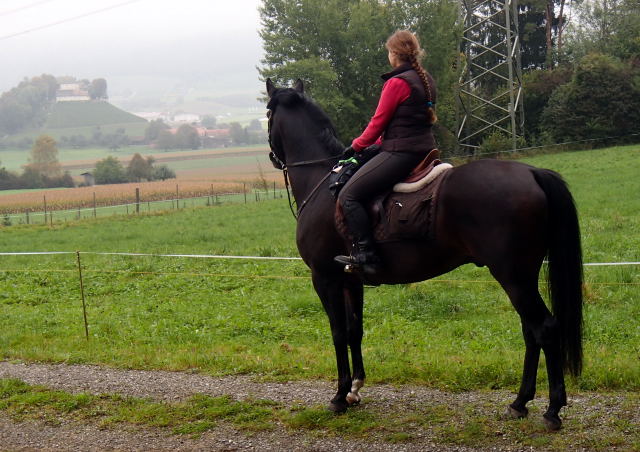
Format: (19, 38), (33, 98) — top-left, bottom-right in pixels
(409, 54), (437, 124)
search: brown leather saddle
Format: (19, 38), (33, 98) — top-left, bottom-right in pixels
(403, 148), (442, 183)
(335, 148), (451, 243)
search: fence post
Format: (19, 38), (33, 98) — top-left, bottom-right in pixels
(243, 183), (247, 204)
(93, 192), (97, 218)
(43, 196), (47, 225)
(25, 209), (29, 225)
(75, 251), (89, 340)
(50, 211), (53, 226)
(77, 206), (81, 220)
(135, 188), (140, 214)
(273, 181), (276, 199)
(176, 185), (179, 209)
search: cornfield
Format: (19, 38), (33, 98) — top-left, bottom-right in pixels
(0, 179), (263, 214)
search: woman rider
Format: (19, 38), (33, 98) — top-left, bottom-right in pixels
(334, 30), (438, 274)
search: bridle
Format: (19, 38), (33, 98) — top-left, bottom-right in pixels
(267, 107), (340, 220)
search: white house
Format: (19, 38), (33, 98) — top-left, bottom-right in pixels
(56, 83), (90, 102)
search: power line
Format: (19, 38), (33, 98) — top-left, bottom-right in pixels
(0, 0), (58, 17)
(0, 0), (145, 41)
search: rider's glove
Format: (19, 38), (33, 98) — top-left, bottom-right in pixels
(342, 145), (355, 159)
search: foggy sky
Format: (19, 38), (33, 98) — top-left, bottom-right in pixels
(0, 0), (264, 96)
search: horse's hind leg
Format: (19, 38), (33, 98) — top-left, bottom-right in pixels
(498, 275), (567, 430)
(508, 322), (541, 419)
(312, 270), (352, 413)
(344, 278), (365, 405)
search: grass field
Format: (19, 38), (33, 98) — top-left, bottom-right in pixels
(0, 144), (271, 173)
(0, 145), (638, 393)
(0, 146), (155, 171)
(3, 101), (148, 144)
(5, 122), (150, 145)
(44, 101), (146, 129)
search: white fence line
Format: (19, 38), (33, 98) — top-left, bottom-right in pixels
(0, 251), (638, 266)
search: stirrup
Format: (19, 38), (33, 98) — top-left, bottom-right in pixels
(334, 255), (380, 275)
(334, 254), (354, 266)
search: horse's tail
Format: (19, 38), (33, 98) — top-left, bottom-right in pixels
(532, 168), (583, 376)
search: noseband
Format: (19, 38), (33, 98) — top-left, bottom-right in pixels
(266, 106), (340, 220)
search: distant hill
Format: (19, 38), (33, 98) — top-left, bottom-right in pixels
(45, 101), (147, 129)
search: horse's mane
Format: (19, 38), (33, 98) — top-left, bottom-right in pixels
(267, 88), (344, 155)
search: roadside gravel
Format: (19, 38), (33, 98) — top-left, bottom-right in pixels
(0, 361), (637, 451)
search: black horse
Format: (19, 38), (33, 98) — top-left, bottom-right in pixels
(265, 79), (583, 430)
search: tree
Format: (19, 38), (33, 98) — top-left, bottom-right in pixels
(25, 135), (61, 178)
(260, 0), (391, 140)
(259, 0), (461, 144)
(0, 163), (20, 190)
(93, 156), (127, 184)
(127, 153), (154, 182)
(175, 124), (200, 150)
(522, 65), (573, 141)
(541, 53), (640, 141)
(144, 119), (169, 143)
(152, 165), (176, 181)
(201, 115), (217, 128)
(0, 74), (58, 134)
(229, 122), (248, 145)
(564, 0), (640, 61)
(103, 129), (129, 151)
(89, 78), (108, 99)
(156, 129), (176, 150)
(247, 119), (262, 131)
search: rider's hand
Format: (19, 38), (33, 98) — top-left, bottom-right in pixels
(342, 145), (355, 158)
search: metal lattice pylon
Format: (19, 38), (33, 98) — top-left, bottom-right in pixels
(457, 0), (524, 153)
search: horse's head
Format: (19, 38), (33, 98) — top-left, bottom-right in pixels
(265, 78), (342, 170)
(265, 78), (306, 169)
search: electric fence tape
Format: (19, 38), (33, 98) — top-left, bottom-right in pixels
(0, 251), (639, 266)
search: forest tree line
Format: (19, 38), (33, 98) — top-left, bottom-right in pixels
(259, 0), (640, 154)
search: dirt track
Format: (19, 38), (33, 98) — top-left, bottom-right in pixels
(0, 361), (637, 451)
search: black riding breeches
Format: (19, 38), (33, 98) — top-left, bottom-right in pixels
(337, 151), (425, 240)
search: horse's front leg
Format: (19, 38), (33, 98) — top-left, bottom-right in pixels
(344, 278), (365, 406)
(312, 270), (352, 413)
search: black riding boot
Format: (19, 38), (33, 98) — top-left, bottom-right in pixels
(335, 237), (381, 274)
(334, 200), (381, 274)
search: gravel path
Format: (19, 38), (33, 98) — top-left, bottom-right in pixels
(0, 361), (636, 451)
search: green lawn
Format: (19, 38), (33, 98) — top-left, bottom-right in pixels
(0, 145), (638, 392)
(0, 144), (270, 174)
(0, 146), (153, 172)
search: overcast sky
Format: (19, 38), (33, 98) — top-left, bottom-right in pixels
(0, 0), (264, 94)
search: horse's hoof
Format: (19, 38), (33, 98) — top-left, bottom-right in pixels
(328, 400), (348, 414)
(505, 404), (528, 419)
(542, 413), (562, 431)
(346, 392), (361, 406)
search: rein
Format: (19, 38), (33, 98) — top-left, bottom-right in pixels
(278, 157), (338, 220)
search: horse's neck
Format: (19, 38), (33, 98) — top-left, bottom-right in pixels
(288, 164), (333, 206)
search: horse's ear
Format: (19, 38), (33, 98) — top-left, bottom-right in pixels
(266, 78), (276, 97)
(293, 79), (304, 93)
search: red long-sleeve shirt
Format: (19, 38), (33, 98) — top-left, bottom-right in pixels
(351, 77), (411, 152)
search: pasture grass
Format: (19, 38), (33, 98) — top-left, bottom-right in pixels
(0, 145), (638, 392)
(1, 378), (638, 450)
(0, 143), (270, 172)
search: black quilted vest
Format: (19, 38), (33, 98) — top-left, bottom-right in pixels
(381, 64), (437, 154)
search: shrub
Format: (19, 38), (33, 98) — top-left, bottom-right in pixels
(542, 53), (640, 142)
(478, 131), (527, 156)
